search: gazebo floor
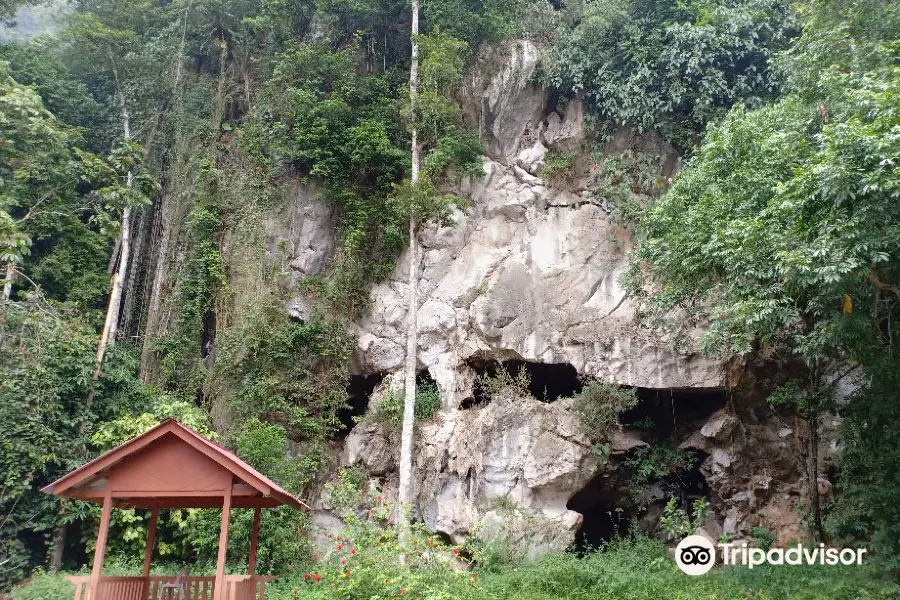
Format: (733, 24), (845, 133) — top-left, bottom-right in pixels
(65, 574), (276, 600)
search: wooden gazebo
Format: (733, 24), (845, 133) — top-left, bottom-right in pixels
(42, 419), (308, 600)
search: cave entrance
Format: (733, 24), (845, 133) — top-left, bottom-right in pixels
(336, 372), (385, 438)
(622, 387), (727, 440)
(465, 358), (582, 406)
(566, 474), (630, 551)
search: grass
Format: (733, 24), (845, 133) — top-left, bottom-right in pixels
(13, 538), (900, 600)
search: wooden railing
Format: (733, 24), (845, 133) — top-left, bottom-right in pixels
(65, 575), (276, 600)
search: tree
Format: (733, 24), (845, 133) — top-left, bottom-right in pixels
(626, 0), (900, 541)
(394, 26), (476, 542)
(64, 13), (158, 400)
(397, 0), (420, 543)
(540, 0), (793, 150)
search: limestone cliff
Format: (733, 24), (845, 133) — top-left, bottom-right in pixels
(279, 40), (821, 555)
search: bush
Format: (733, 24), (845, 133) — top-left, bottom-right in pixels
(365, 379), (442, 434)
(9, 570), (75, 600)
(570, 382), (638, 455)
(475, 365), (532, 401)
(749, 527), (777, 551)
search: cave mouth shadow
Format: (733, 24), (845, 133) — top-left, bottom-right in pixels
(336, 372), (385, 439)
(566, 474), (632, 553)
(621, 387), (728, 440)
(462, 358), (583, 408)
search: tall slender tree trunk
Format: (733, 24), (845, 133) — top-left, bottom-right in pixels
(397, 0), (421, 544)
(87, 60), (133, 405)
(808, 413), (824, 541)
(49, 522), (66, 571)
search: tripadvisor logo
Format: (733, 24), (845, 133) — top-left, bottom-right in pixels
(675, 535), (868, 576)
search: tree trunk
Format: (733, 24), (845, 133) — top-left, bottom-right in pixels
(807, 413), (825, 541)
(88, 58), (133, 405)
(49, 521), (66, 571)
(87, 204), (132, 405)
(397, 0), (420, 544)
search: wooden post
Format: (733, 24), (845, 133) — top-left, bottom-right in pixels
(89, 490), (113, 600)
(213, 488), (232, 600)
(141, 507), (158, 598)
(248, 507), (261, 577)
(248, 506), (261, 599)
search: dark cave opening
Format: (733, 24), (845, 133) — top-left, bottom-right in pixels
(336, 372), (385, 438)
(566, 474), (631, 551)
(621, 387), (727, 439)
(464, 358), (583, 407)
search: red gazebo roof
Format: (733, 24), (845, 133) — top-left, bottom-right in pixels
(42, 418), (308, 510)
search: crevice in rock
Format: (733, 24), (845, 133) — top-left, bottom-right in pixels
(335, 372), (385, 439)
(465, 358), (583, 406)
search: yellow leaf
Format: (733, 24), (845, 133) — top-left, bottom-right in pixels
(841, 294), (853, 315)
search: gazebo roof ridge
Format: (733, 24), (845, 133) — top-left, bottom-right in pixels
(42, 418), (309, 510)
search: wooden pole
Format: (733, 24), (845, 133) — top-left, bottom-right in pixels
(248, 506), (261, 599)
(141, 507), (158, 598)
(248, 507), (261, 577)
(213, 488), (232, 600)
(142, 508), (158, 577)
(89, 490), (113, 600)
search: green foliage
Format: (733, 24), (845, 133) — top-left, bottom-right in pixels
(0, 40), (115, 152)
(570, 382), (638, 455)
(267, 532), (900, 600)
(423, 0), (525, 48)
(539, 150), (578, 184)
(9, 569), (74, 600)
(0, 290), (157, 587)
(542, 0), (794, 149)
(659, 496), (708, 541)
(626, 0), (900, 556)
(828, 358), (900, 573)
(627, 2), (900, 362)
(218, 298), (353, 445)
(749, 526), (777, 551)
(365, 378), (441, 434)
(475, 365), (533, 400)
(622, 444), (697, 487)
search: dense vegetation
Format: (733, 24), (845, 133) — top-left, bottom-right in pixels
(2, 0), (899, 595)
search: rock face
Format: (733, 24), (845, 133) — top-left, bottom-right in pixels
(356, 39), (724, 406)
(345, 388), (605, 556)
(316, 40), (814, 554)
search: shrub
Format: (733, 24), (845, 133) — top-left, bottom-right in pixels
(475, 365), (533, 401)
(570, 382), (638, 452)
(749, 527), (777, 551)
(659, 496), (709, 541)
(366, 379), (442, 434)
(10, 570), (75, 600)
(540, 150), (579, 184)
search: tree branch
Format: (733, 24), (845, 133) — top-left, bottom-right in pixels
(868, 265), (900, 299)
